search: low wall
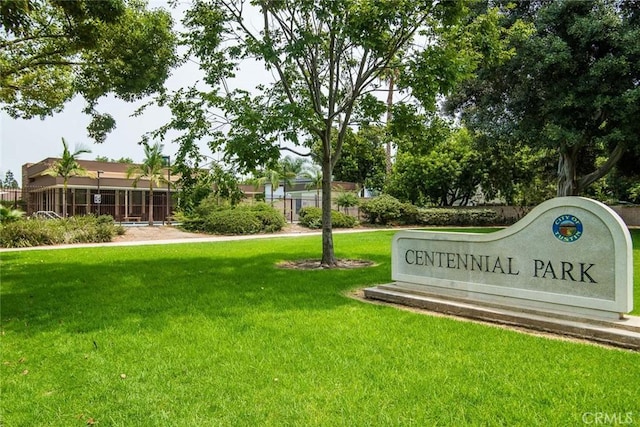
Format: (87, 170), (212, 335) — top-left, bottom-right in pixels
(482, 205), (640, 227)
(270, 197), (640, 228)
(609, 205), (640, 227)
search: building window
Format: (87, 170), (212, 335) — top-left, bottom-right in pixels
(75, 189), (87, 204)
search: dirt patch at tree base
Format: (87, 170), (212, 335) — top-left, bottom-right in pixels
(277, 259), (376, 270)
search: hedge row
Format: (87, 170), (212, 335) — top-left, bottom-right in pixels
(360, 194), (505, 226)
(298, 207), (358, 229)
(181, 203), (286, 235)
(0, 215), (125, 248)
(414, 208), (501, 226)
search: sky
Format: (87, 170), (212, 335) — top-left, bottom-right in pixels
(0, 1), (266, 180)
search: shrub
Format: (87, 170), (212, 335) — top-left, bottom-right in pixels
(359, 194), (404, 225)
(298, 207), (357, 229)
(181, 203), (285, 235)
(0, 219), (62, 247)
(238, 203), (286, 233)
(204, 210), (262, 235)
(336, 192), (359, 213)
(298, 207), (323, 229)
(0, 215), (122, 248)
(180, 217), (207, 233)
(400, 202), (419, 225)
(414, 208), (500, 226)
(0, 207), (25, 224)
(193, 194), (229, 217)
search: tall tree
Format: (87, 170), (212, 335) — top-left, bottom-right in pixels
(301, 164), (323, 207)
(159, 0), (465, 266)
(0, 0), (177, 142)
(312, 126), (387, 193)
(126, 142), (169, 226)
(279, 155), (306, 192)
(253, 167), (283, 205)
(447, 0), (640, 196)
(210, 163), (244, 207)
(3, 170), (19, 189)
(43, 138), (91, 217)
(387, 124), (485, 206)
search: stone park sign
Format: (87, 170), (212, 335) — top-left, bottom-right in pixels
(365, 197), (639, 348)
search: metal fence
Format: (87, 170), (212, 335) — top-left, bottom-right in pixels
(23, 187), (175, 223)
(0, 189), (22, 208)
(268, 196), (361, 222)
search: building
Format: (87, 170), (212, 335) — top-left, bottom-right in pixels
(263, 179), (362, 222)
(22, 158), (178, 222)
(0, 188), (21, 208)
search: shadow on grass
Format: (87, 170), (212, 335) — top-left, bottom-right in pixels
(1, 248), (391, 336)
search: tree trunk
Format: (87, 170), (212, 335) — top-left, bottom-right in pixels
(385, 72), (395, 176)
(577, 141), (626, 193)
(321, 150), (337, 267)
(62, 182), (68, 217)
(557, 146), (579, 196)
(148, 184), (154, 226)
(557, 142), (626, 197)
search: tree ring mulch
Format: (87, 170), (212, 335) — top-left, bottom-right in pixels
(277, 259), (376, 270)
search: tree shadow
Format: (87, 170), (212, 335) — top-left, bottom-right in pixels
(1, 250), (390, 336)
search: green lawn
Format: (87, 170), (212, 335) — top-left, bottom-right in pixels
(1, 230), (639, 426)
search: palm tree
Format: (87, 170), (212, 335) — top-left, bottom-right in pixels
(278, 156), (306, 216)
(252, 156), (305, 207)
(0, 206), (25, 223)
(301, 164), (322, 207)
(252, 167), (281, 205)
(279, 156), (306, 189)
(43, 138), (91, 217)
(126, 142), (169, 226)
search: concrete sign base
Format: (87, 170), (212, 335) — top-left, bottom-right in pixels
(365, 197), (637, 348)
(364, 284), (640, 350)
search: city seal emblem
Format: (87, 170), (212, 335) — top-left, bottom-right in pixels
(552, 215), (583, 242)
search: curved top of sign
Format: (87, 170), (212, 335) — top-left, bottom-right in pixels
(408, 197), (630, 248)
(392, 197), (633, 316)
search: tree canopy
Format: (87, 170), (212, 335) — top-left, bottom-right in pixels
(156, 0), (467, 266)
(387, 119), (486, 206)
(311, 126), (386, 193)
(0, 0), (177, 142)
(2, 170), (19, 189)
(447, 0), (640, 196)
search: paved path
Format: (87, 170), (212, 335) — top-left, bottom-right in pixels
(0, 227), (403, 252)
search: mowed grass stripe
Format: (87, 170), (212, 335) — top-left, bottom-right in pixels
(1, 230), (639, 426)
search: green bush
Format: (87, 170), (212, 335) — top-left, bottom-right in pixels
(181, 203), (285, 235)
(193, 194), (228, 217)
(238, 203), (286, 233)
(204, 210), (263, 235)
(298, 207), (357, 229)
(359, 195), (504, 226)
(0, 207), (25, 224)
(414, 208), (500, 226)
(336, 192), (359, 213)
(298, 207), (323, 229)
(400, 202), (419, 225)
(359, 194), (405, 225)
(180, 217), (207, 233)
(0, 215), (123, 248)
(0, 219), (62, 247)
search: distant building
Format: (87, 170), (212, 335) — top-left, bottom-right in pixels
(21, 158), (368, 223)
(0, 188), (22, 208)
(22, 158), (178, 222)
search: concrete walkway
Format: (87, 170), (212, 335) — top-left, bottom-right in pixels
(0, 227), (403, 252)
